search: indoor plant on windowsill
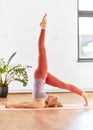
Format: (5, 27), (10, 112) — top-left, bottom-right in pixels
(0, 52), (32, 97)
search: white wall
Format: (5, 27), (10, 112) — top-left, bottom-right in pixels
(0, 0), (93, 93)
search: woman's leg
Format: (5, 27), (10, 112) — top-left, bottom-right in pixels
(46, 72), (89, 106)
(46, 73), (83, 95)
(34, 14), (48, 80)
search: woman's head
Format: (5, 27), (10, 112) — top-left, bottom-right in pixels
(46, 94), (63, 107)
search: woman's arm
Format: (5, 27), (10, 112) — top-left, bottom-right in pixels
(5, 98), (46, 108)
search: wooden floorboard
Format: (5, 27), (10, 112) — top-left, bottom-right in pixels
(0, 92), (93, 130)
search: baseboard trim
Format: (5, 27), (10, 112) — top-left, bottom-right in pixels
(8, 87), (93, 93)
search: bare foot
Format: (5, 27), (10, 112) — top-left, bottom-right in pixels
(40, 13), (47, 29)
(82, 92), (90, 106)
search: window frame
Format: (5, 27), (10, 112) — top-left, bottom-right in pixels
(78, 0), (93, 62)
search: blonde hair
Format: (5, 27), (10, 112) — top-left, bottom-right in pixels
(47, 95), (63, 107)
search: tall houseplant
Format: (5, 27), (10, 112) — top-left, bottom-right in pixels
(0, 52), (32, 97)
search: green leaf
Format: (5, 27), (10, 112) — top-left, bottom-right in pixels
(0, 52), (32, 87)
(7, 52), (17, 65)
(0, 65), (8, 73)
(14, 79), (27, 86)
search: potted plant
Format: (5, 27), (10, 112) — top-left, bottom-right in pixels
(0, 52), (32, 97)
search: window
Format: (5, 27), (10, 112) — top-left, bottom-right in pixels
(78, 0), (93, 62)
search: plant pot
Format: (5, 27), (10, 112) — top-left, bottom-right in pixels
(0, 86), (8, 98)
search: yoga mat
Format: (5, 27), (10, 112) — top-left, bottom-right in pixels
(0, 104), (93, 110)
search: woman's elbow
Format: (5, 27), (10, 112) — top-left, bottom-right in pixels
(37, 102), (45, 108)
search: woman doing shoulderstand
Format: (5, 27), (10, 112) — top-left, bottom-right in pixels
(5, 14), (89, 108)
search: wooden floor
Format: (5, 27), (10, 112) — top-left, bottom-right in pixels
(0, 92), (93, 130)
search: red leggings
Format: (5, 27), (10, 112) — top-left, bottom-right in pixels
(34, 29), (83, 95)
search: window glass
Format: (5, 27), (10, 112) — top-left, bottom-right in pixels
(79, 0), (93, 11)
(79, 18), (93, 59)
(78, 0), (93, 61)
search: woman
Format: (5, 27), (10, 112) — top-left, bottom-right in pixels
(5, 14), (89, 108)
